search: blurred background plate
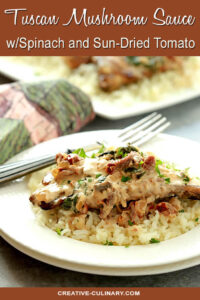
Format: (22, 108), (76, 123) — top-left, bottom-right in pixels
(0, 57), (200, 119)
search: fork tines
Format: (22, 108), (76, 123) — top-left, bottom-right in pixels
(118, 112), (170, 147)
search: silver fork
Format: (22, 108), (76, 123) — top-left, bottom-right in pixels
(0, 112), (170, 184)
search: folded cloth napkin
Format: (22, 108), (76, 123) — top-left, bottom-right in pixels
(0, 79), (95, 164)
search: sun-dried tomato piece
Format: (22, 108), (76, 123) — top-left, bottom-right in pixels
(106, 163), (116, 174)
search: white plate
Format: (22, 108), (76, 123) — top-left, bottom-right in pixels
(0, 57), (200, 120)
(2, 229), (200, 276)
(1, 130), (200, 276)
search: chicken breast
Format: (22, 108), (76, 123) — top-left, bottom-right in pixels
(30, 146), (200, 225)
(64, 56), (184, 91)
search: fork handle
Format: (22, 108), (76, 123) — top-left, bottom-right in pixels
(0, 143), (101, 184)
(0, 154), (56, 184)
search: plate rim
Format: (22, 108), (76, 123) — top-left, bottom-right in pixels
(1, 130), (200, 272)
(2, 229), (200, 276)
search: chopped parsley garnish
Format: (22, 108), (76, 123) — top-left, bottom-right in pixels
(73, 148), (88, 158)
(78, 179), (84, 186)
(179, 169), (190, 184)
(98, 144), (105, 154)
(104, 240), (113, 246)
(139, 160), (144, 165)
(165, 177), (171, 184)
(115, 147), (128, 158)
(150, 238), (160, 244)
(183, 175), (190, 184)
(195, 218), (199, 222)
(87, 178), (92, 182)
(99, 145), (138, 160)
(128, 220), (133, 226)
(179, 209), (185, 213)
(55, 228), (63, 236)
(116, 148), (123, 157)
(155, 159), (171, 184)
(95, 173), (102, 178)
(91, 153), (96, 158)
(155, 159), (164, 178)
(115, 145), (138, 159)
(125, 245), (130, 248)
(121, 176), (131, 182)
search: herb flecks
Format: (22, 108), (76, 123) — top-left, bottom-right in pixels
(78, 179), (84, 186)
(73, 148), (88, 158)
(121, 176), (131, 182)
(55, 228), (63, 236)
(155, 159), (164, 177)
(91, 153), (96, 159)
(98, 144), (105, 154)
(99, 145), (138, 160)
(116, 145), (138, 159)
(182, 174), (190, 184)
(155, 159), (171, 184)
(104, 240), (113, 246)
(128, 220), (133, 226)
(150, 238), (160, 244)
(96, 173), (102, 178)
(115, 147), (128, 159)
(165, 177), (171, 184)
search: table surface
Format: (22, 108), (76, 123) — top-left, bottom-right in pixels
(1, 74), (200, 287)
